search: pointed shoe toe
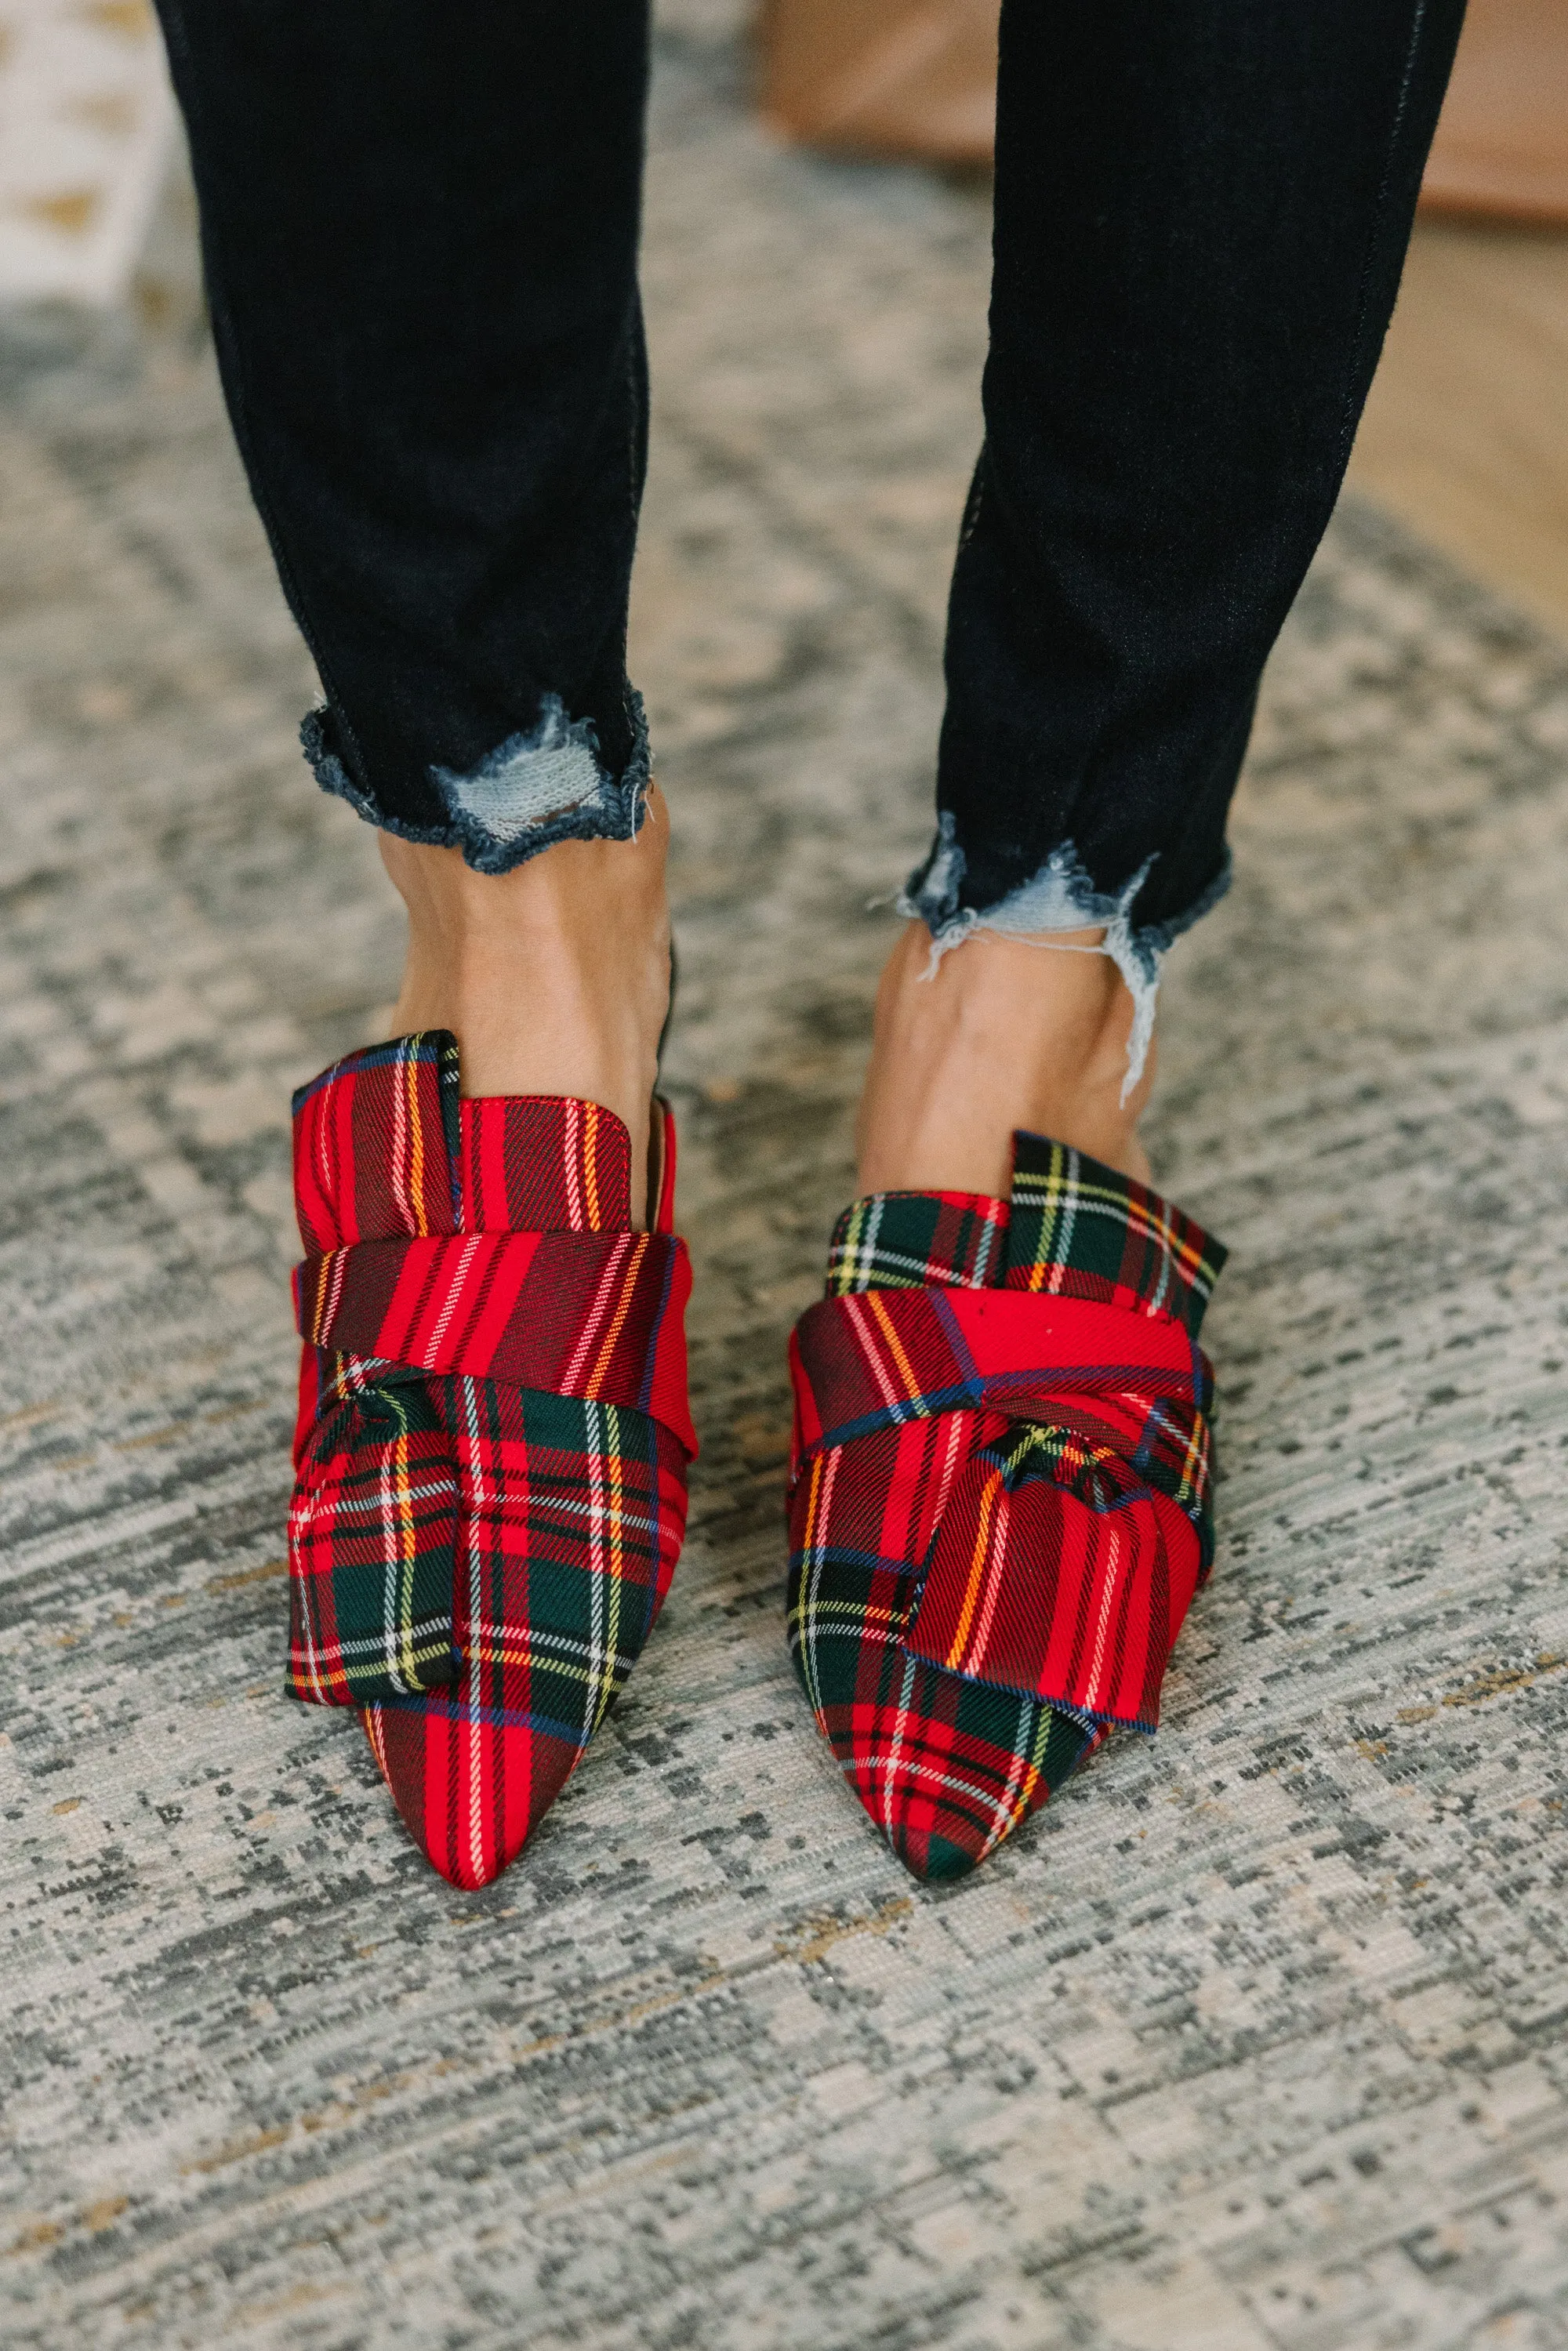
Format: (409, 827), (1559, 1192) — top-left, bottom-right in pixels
(285, 1036), (696, 1885)
(786, 1140), (1227, 1876)
(789, 1563), (1091, 1880)
(363, 1700), (586, 1889)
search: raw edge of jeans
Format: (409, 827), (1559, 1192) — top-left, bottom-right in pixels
(898, 815), (1233, 1103)
(299, 692), (652, 878)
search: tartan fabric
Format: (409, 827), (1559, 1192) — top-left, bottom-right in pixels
(289, 1035), (464, 1703)
(787, 1133), (1225, 1881)
(294, 1228), (695, 1454)
(826, 1190), (1009, 1294)
(792, 1288), (1214, 1545)
(287, 1032), (691, 1889)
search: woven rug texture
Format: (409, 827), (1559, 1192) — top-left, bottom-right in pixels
(3, 8), (1568, 2346)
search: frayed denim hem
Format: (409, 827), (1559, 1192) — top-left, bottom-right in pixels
(898, 814), (1232, 1105)
(301, 691), (652, 876)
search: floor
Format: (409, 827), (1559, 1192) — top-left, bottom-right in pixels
(3, 10), (1568, 2349)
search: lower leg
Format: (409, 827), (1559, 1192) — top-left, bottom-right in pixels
(381, 787), (672, 1228)
(858, 0), (1467, 1210)
(154, 0), (652, 833)
(855, 920), (1152, 1198)
(933, 0), (1466, 939)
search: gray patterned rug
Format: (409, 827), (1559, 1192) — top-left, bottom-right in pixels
(5, 12), (1568, 2348)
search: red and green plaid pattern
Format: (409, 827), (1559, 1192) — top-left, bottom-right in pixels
(787, 1133), (1225, 1881)
(289, 1035), (466, 1702)
(288, 1032), (692, 1888)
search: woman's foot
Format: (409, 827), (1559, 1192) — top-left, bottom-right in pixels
(379, 787), (672, 1225)
(288, 1029), (698, 1886)
(792, 920), (1222, 1881)
(855, 918), (1153, 1197)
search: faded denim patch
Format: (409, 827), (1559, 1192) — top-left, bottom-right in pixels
(303, 691), (651, 876)
(899, 814), (1232, 1101)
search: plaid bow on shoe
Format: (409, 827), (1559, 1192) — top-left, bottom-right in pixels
(786, 1134), (1225, 1882)
(286, 1032), (695, 1888)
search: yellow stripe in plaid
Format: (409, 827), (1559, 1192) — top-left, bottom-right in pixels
(591, 1401), (626, 1739)
(868, 1290), (927, 1413)
(586, 1238), (645, 1397)
(943, 1465), (1003, 1669)
(583, 1101), (601, 1230)
(404, 1039), (429, 1240)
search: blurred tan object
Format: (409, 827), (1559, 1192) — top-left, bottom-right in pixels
(1421, 0), (1568, 223)
(757, 0), (1000, 164)
(1348, 216), (1568, 639)
(0, 0), (174, 304)
(757, 0), (1568, 230)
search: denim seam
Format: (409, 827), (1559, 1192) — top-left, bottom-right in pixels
(1334, 0), (1429, 471)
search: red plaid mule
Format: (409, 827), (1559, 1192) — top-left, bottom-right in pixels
(286, 1032), (695, 1888)
(786, 1133), (1225, 1882)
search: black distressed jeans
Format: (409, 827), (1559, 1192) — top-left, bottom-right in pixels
(153, 0), (1465, 1071)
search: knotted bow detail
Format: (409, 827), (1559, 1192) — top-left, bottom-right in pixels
(790, 1284), (1214, 1730)
(787, 1135), (1225, 1736)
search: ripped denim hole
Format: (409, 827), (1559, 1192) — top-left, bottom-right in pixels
(898, 814), (1232, 1107)
(302, 691), (652, 878)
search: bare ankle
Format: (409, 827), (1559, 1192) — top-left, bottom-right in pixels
(379, 789), (672, 1225)
(855, 920), (1153, 1200)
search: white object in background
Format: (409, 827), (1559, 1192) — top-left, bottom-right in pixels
(0, 0), (174, 307)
